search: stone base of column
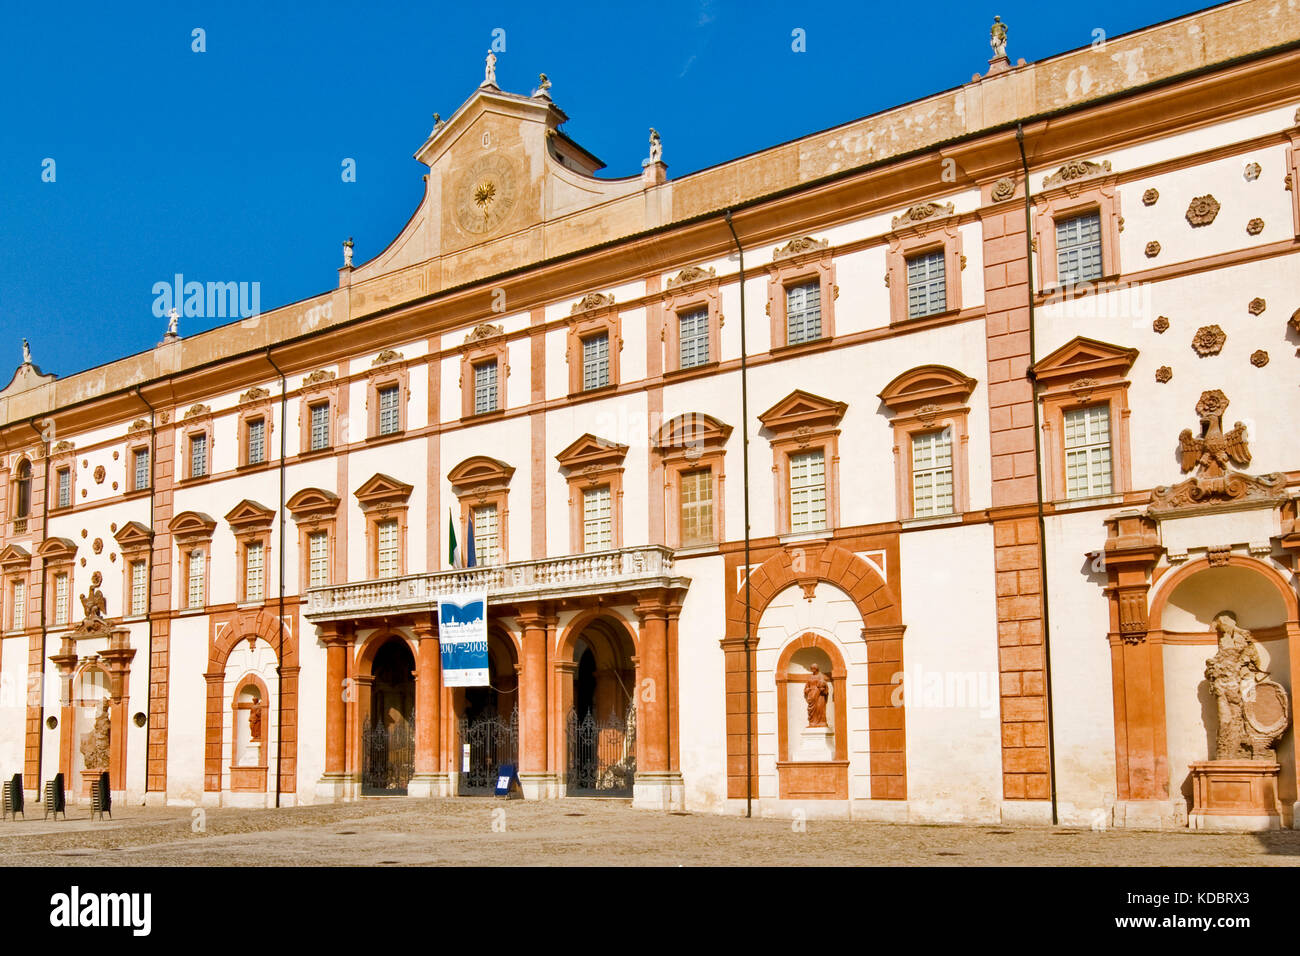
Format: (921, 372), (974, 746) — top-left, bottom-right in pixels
(518, 772), (559, 800)
(1189, 760), (1282, 831)
(314, 772), (357, 804)
(632, 771), (685, 811)
(1113, 798), (1189, 830)
(998, 799), (1053, 826)
(407, 773), (452, 798)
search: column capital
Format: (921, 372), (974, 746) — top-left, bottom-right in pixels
(318, 621), (356, 647)
(516, 602), (556, 629)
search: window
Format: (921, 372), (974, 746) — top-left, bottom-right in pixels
(378, 385), (400, 436)
(187, 549), (205, 608)
(190, 433), (208, 478)
(582, 332), (610, 390)
(583, 486), (612, 551)
(911, 429), (954, 517)
(472, 504), (500, 566)
(54, 572), (69, 625)
(785, 281), (822, 344)
(1056, 212), (1103, 285)
(376, 519), (399, 578)
(246, 418), (266, 466)
(308, 531), (329, 587)
(789, 450), (827, 533)
(133, 447), (150, 491)
(679, 468), (714, 547)
(473, 360), (498, 415)
(906, 250), (947, 319)
(678, 309), (710, 369)
(244, 542), (264, 602)
(309, 402), (330, 451)
(56, 468), (71, 509)
(13, 460), (31, 520)
(130, 560), (148, 615)
(1063, 405), (1112, 498)
(11, 579), (25, 631)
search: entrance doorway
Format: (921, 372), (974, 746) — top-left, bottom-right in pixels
(361, 637), (415, 794)
(565, 617), (636, 796)
(457, 628), (519, 795)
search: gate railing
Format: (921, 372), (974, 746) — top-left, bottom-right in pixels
(566, 703), (636, 796)
(361, 716), (414, 792)
(458, 708), (518, 794)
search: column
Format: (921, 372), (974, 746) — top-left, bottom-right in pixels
(633, 590), (684, 810)
(517, 604), (556, 799)
(408, 617), (449, 797)
(315, 622), (354, 803)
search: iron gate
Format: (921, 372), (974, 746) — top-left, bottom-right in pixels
(361, 717), (414, 793)
(458, 709), (518, 795)
(566, 704), (635, 797)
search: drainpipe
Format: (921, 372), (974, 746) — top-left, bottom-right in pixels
(723, 210), (754, 819)
(133, 386), (158, 798)
(28, 417), (50, 797)
(1016, 124), (1060, 826)
(264, 349), (288, 808)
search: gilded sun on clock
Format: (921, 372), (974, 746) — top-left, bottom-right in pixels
(455, 155), (517, 235)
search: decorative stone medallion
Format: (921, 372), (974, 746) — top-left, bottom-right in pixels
(1291, 308), (1300, 335)
(1142, 188), (1159, 206)
(1185, 194), (1220, 227)
(92, 538), (103, 554)
(1153, 316), (1170, 333)
(1248, 297), (1266, 316)
(990, 177), (1016, 202)
(1145, 241), (1161, 258)
(93, 465), (105, 484)
(1192, 325), (1226, 356)
(1243, 162), (1261, 182)
(1246, 218), (1264, 236)
(1251, 350), (1269, 368)
(1155, 366), (1172, 383)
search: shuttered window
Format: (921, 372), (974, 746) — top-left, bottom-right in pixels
(310, 402), (330, 450)
(130, 560), (148, 615)
(308, 531), (329, 587)
(474, 360), (499, 414)
(245, 542), (264, 602)
(473, 504), (500, 566)
(378, 385), (400, 435)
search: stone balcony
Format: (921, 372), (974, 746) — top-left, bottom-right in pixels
(303, 545), (690, 623)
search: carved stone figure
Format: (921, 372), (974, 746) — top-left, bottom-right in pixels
(483, 51), (497, 87)
(75, 571), (109, 634)
(166, 308), (179, 337)
(648, 128), (662, 164)
(248, 702), (262, 741)
(1205, 612), (1289, 760)
(990, 16), (1008, 58)
(534, 73), (551, 98)
(804, 664), (830, 728)
(343, 237), (354, 268)
(431, 112), (444, 135)
(81, 700), (111, 770)
(22, 338), (32, 364)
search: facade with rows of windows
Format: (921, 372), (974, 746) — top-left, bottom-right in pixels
(2, 2), (1299, 826)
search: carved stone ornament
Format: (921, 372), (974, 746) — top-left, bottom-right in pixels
(990, 177), (1015, 202)
(183, 403), (210, 420)
(93, 466), (105, 484)
(890, 201), (955, 230)
(52, 440), (74, 454)
(239, 386), (270, 404)
(772, 237), (828, 261)
(128, 418), (149, 433)
(1243, 162), (1261, 182)
(371, 349), (403, 366)
(1070, 377), (1099, 402)
(1291, 308), (1300, 336)
(916, 404), (942, 426)
(80, 700), (111, 770)
(73, 571), (110, 636)
(1191, 325), (1226, 356)
(1246, 218), (1264, 236)
(1042, 159), (1111, 189)
(1149, 389), (1287, 514)
(465, 323), (504, 342)
(1155, 366), (1172, 383)
(1142, 188), (1159, 206)
(666, 266), (716, 288)
(1145, 241), (1161, 258)
(1250, 350), (1269, 368)
(1248, 297), (1266, 316)
(1153, 316), (1170, 333)
(302, 369), (336, 387)
(92, 537), (103, 554)
(1206, 544), (1231, 567)
(1204, 612), (1290, 760)
(1185, 194), (1220, 227)
(571, 292), (615, 314)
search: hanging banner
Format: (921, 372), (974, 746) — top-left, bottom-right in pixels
(438, 592), (489, 687)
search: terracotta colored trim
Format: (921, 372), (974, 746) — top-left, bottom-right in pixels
(364, 357), (412, 440)
(1032, 176), (1122, 291)
(774, 632), (848, 763)
(887, 216), (964, 323)
(458, 331), (509, 419)
(765, 241), (837, 349)
(565, 302), (621, 397)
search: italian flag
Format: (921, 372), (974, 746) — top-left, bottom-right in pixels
(447, 508), (459, 569)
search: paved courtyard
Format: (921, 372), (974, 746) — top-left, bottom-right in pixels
(3, 798), (1299, 865)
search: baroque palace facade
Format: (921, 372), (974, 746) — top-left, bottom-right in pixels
(2, 0), (1299, 828)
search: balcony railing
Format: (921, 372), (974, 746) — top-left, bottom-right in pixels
(303, 545), (688, 622)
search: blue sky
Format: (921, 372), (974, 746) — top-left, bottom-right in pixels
(1, 0), (1213, 378)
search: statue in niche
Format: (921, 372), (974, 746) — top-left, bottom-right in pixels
(248, 700), (263, 742)
(990, 16), (1008, 59)
(81, 700), (111, 770)
(804, 664), (830, 728)
(1205, 611), (1290, 760)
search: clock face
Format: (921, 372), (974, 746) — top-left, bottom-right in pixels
(454, 153), (518, 236)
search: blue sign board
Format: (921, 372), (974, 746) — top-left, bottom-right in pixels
(438, 592), (489, 686)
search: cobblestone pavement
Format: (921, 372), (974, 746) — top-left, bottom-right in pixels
(3, 798), (1299, 866)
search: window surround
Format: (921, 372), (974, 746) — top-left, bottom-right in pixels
(225, 499), (276, 605)
(236, 386), (275, 470)
(0, 545), (32, 633)
(886, 202), (963, 324)
(113, 520), (154, 619)
(1032, 164), (1121, 292)
(1287, 130), (1300, 238)
(447, 456), (515, 567)
(49, 441), (76, 513)
(354, 473), (413, 578)
(286, 487), (341, 591)
(127, 437), (152, 494)
(179, 403), (215, 482)
(878, 365), (977, 521)
(36, 537), (78, 628)
(365, 350), (411, 440)
(556, 433), (628, 553)
(458, 324), (510, 420)
(9, 456), (33, 533)
(168, 511), (217, 611)
(565, 293), (621, 396)
(1030, 335), (1137, 502)
(765, 237), (837, 352)
(652, 412), (732, 549)
(758, 389), (847, 536)
(661, 267), (722, 375)
(298, 369), (340, 455)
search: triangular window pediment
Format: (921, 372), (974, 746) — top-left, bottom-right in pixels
(0, 544), (32, 568)
(225, 499), (276, 531)
(556, 434), (629, 470)
(354, 473), (414, 508)
(113, 521), (153, 551)
(758, 390), (847, 433)
(1031, 336), (1138, 384)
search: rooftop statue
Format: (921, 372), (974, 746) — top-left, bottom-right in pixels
(483, 50), (497, 87)
(990, 16), (1008, 59)
(648, 127), (662, 164)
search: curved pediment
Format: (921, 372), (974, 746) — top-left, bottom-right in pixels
(653, 413), (733, 451)
(286, 488), (341, 519)
(878, 365), (978, 412)
(36, 537), (77, 561)
(556, 434), (629, 470)
(168, 511), (218, 540)
(447, 456), (515, 490)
